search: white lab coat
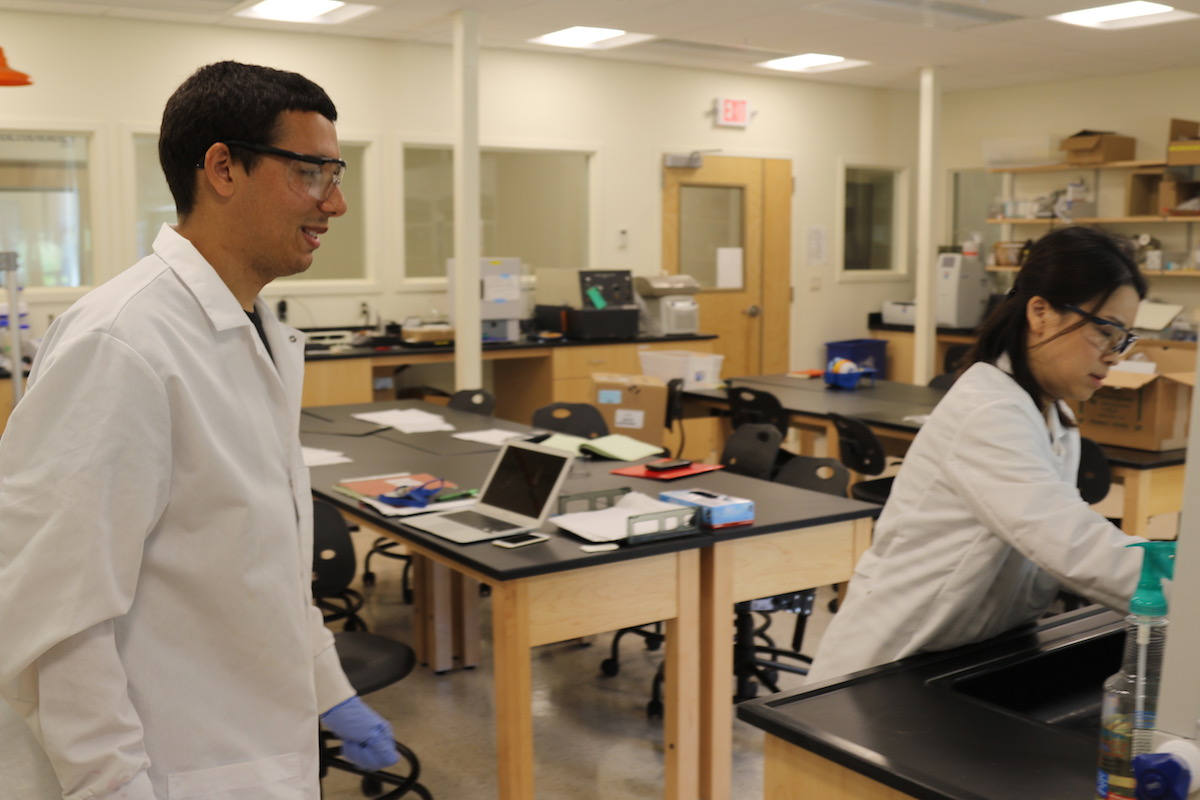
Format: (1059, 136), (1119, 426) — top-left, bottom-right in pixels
(0, 225), (354, 799)
(805, 359), (1143, 684)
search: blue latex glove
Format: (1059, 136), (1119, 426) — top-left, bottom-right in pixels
(320, 696), (399, 771)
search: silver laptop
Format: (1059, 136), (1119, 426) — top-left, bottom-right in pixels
(403, 440), (574, 544)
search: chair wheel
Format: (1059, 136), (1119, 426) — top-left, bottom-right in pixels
(827, 597), (839, 613)
(360, 774), (383, 796)
(343, 618), (364, 632)
(361, 571), (376, 587)
(762, 668), (779, 686)
(646, 699), (663, 719)
(600, 658), (620, 677)
(645, 637), (663, 652)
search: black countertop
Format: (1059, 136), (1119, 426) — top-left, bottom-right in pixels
(303, 332), (717, 362)
(737, 606), (1124, 800)
(303, 400), (879, 581)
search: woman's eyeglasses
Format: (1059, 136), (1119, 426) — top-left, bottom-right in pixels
(1061, 304), (1138, 356)
(221, 140), (346, 202)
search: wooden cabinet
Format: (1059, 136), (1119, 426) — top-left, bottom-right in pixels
(0, 378), (11, 433)
(869, 328), (974, 383)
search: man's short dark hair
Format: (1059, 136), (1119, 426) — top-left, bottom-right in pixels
(158, 61), (338, 217)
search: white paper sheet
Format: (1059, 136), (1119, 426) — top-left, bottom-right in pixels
(716, 247), (744, 289)
(549, 492), (688, 543)
(451, 428), (530, 446)
(352, 408), (455, 433)
(302, 446), (352, 467)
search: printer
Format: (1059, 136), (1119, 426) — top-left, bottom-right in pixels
(935, 252), (989, 328)
(634, 274), (701, 336)
(446, 257), (524, 342)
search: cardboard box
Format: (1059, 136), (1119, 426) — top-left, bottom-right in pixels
(1060, 131), (1136, 165)
(1167, 119), (1200, 167)
(590, 373), (667, 446)
(1074, 345), (1195, 451)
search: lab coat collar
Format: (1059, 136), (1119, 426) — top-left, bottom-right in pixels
(992, 352), (1073, 443)
(152, 224), (259, 334)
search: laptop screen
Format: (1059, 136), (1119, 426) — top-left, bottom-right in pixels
(479, 444), (570, 519)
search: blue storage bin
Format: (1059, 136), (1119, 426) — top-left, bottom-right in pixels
(825, 339), (887, 374)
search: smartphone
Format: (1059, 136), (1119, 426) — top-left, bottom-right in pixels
(647, 458), (692, 472)
(492, 532), (550, 549)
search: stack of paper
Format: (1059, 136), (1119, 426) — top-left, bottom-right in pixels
(549, 492), (686, 543)
(302, 447), (352, 467)
(352, 408), (455, 433)
(451, 428), (530, 446)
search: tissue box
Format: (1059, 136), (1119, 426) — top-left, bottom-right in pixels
(659, 488), (754, 528)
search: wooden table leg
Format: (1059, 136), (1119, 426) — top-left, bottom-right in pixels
(700, 542), (734, 800)
(664, 549), (700, 800)
(1119, 467), (1152, 538)
(425, 560), (455, 673)
(490, 579), (534, 800)
(411, 555), (429, 665)
(452, 572), (481, 669)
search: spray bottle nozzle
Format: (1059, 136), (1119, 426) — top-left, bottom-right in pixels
(1126, 541), (1177, 617)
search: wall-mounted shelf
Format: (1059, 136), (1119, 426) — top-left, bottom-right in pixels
(987, 216), (1200, 225)
(988, 160), (1166, 174)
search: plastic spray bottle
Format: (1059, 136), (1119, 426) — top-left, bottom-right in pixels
(1097, 541), (1177, 800)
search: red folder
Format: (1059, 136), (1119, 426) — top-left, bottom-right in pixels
(610, 462), (725, 481)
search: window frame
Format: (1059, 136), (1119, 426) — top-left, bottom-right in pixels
(1, 121), (111, 303)
(397, 137), (598, 288)
(834, 158), (911, 284)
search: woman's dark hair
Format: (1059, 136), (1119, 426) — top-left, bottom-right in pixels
(158, 61), (338, 218)
(965, 226), (1147, 414)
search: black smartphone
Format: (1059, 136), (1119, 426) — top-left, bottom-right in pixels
(647, 459), (692, 472)
(492, 532), (550, 549)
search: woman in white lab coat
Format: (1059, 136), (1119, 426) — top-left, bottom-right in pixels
(807, 226), (1150, 684)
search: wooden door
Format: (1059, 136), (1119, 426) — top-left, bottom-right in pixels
(663, 156), (791, 378)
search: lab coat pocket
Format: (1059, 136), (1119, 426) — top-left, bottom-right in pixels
(166, 751), (309, 799)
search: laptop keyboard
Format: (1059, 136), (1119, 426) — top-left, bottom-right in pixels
(440, 509), (522, 533)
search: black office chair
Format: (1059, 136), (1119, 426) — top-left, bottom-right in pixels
(828, 413), (895, 506)
(774, 455), (850, 497)
(531, 402), (609, 439)
(928, 372), (957, 392)
(725, 385), (789, 437)
(312, 500), (432, 799)
(720, 423), (784, 481)
(1077, 436), (1112, 506)
(943, 344), (971, 375)
(448, 389), (495, 415)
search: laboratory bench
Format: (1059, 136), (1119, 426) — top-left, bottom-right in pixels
(737, 605), (1124, 800)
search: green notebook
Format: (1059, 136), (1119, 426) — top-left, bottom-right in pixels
(540, 432), (665, 461)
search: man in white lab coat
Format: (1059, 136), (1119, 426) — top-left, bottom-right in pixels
(0, 62), (396, 799)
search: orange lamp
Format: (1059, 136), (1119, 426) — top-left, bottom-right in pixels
(0, 48), (32, 86)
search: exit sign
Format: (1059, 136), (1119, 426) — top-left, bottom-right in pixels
(714, 97), (750, 128)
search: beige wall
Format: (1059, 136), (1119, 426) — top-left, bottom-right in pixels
(942, 66), (1200, 315)
(0, 8), (920, 370)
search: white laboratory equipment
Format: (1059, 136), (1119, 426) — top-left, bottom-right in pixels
(935, 252), (989, 329)
(633, 274), (701, 337)
(0, 251), (22, 406)
(446, 257), (524, 342)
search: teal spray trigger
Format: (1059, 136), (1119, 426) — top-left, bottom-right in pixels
(1126, 541), (1176, 616)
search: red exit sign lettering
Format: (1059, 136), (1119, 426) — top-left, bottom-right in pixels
(714, 97), (750, 128)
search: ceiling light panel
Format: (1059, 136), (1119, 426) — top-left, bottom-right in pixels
(758, 52), (870, 72)
(1049, 2), (1197, 28)
(234, 0), (377, 24)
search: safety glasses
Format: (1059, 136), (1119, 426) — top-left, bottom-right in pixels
(222, 140), (346, 202)
(1061, 304), (1138, 356)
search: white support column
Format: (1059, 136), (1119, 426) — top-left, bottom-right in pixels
(913, 67), (941, 386)
(452, 9), (482, 390)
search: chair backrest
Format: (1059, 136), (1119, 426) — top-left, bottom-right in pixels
(928, 372), (956, 392)
(448, 388), (496, 415)
(725, 385), (789, 436)
(828, 413), (887, 476)
(774, 455), (850, 497)
(312, 500), (358, 596)
(664, 378), (685, 430)
(531, 402), (610, 439)
(943, 344), (971, 375)
(1077, 436), (1111, 505)
(720, 423), (783, 480)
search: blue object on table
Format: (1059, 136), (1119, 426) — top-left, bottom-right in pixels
(320, 695), (399, 771)
(824, 362), (876, 390)
(1133, 752), (1191, 800)
(659, 488), (754, 527)
(825, 338), (887, 373)
(375, 480), (444, 508)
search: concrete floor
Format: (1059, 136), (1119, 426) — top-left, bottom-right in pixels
(320, 527), (839, 800)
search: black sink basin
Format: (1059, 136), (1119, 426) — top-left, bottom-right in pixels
(933, 627), (1124, 736)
